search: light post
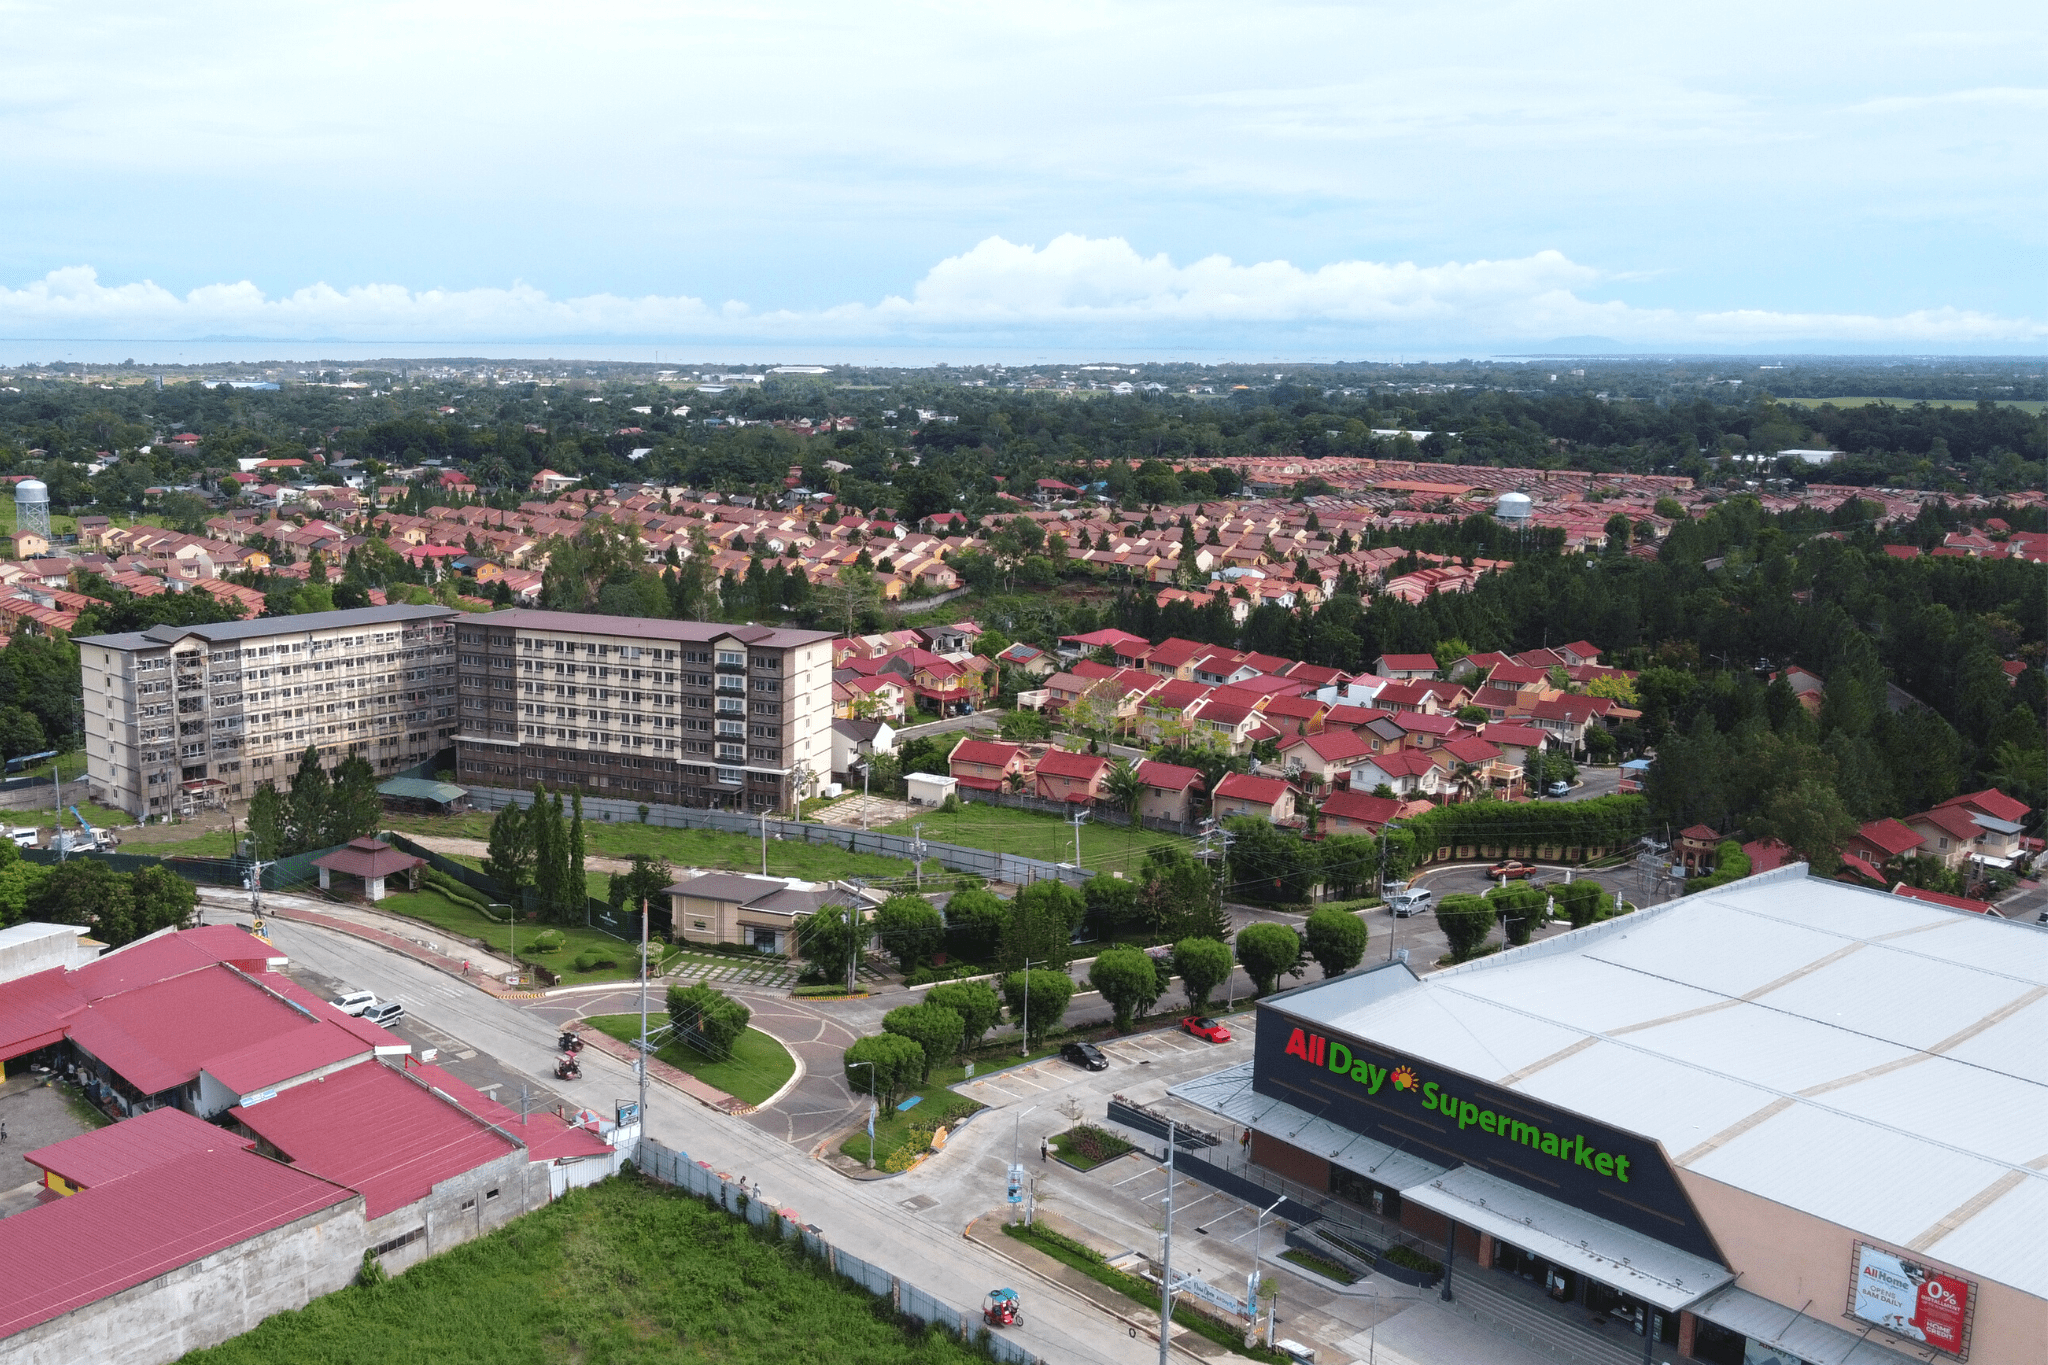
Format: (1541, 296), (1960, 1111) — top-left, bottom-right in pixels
(1158, 1117), (1177, 1365)
(912, 822), (925, 891)
(1069, 808), (1087, 867)
(1380, 821), (1405, 962)
(637, 896), (650, 1134)
(1017, 956), (1043, 1057)
(1247, 1194), (1284, 1330)
(1009, 1103), (1036, 1223)
(849, 1061), (876, 1167)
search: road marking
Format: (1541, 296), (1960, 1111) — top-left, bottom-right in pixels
(1113, 1168), (1160, 1188)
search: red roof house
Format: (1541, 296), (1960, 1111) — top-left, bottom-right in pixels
(1035, 749), (1110, 804)
(1213, 772), (1296, 823)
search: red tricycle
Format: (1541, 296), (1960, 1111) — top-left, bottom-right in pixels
(982, 1288), (1022, 1328)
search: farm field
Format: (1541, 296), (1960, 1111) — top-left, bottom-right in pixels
(178, 1176), (984, 1365)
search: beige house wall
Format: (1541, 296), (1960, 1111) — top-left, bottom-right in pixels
(1677, 1169), (2047, 1365)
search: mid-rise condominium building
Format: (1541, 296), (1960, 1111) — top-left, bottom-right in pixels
(450, 610), (835, 812)
(78, 605), (461, 818)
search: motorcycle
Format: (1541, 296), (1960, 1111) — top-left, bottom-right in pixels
(557, 1032), (585, 1054)
(554, 1055), (582, 1081)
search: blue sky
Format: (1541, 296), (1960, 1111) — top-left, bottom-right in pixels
(1, 0), (2041, 355)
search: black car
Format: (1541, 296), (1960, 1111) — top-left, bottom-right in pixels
(1061, 1041), (1108, 1071)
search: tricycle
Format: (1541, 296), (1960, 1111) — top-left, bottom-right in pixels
(982, 1288), (1022, 1328)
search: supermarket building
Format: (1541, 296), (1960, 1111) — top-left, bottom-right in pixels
(1174, 865), (2048, 1364)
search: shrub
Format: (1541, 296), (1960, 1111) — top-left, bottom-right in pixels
(925, 979), (1002, 1045)
(1434, 894), (1495, 963)
(881, 1002), (964, 1081)
(843, 1032), (923, 1105)
(1172, 937), (1233, 1012)
(1383, 1245), (1443, 1277)
(666, 984), (750, 1058)
(529, 929), (567, 953)
(1235, 922), (1301, 996)
(1056, 1125), (1134, 1165)
(1303, 906), (1367, 978)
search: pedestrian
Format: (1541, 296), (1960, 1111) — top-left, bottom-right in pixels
(1040, 1137), (1049, 1163)
(1240, 1127), (1251, 1162)
(751, 1180), (762, 1204)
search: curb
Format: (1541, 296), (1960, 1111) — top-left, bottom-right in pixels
(963, 1214), (1217, 1365)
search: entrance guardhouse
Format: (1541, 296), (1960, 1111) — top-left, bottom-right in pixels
(312, 837), (425, 903)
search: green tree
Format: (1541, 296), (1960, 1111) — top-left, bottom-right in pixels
(1001, 967), (1075, 1046)
(1089, 946), (1166, 1030)
(1138, 844), (1223, 940)
(1235, 922), (1300, 996)
(324, 756), (382, 848)
(1082, 874), (1141, 938)
(843, 1032), (923, 1107)
(1760, 777), (1858, 874)
(128, 865), (197, 941)
(798, 899), (865, 986)
(0, 840), (46, 927)
(1554, 879), (1606, 929)
(872, 893), (945, 972)
(1303, 906), (1367, 978)
(568, 792), (588, 911)
(881, 1002), (964, 1082)
(530, 787), (562, 919)
(1102, 759), (1144, 818)
(1434, 893), (1495, 962)
(1225, 818), (1318, 903)
(1000, 880), (1084, 970)
(1172, 937), (1232, 1013)
(482, 801), (534, 893)
(941, 886), (1007, 963)
(925, 980), (1002, 1050)
(245, 784), (285, 862)
(666, 983), (750, 1059)
(284, 747), (330, 854)
(606, 854), (674, 916)
(1484, 884), (1544, 946)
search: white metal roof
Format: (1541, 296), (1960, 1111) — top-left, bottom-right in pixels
(1264, 866), (2048, 1300)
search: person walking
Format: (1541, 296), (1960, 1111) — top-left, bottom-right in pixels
(1039, 1136), (1049, 1163)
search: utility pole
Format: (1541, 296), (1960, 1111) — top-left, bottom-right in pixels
(1069, 808), (1087, 867)
(760, 811), (768, 876)
(1158, 1117), (1177, 1365)
(912, 822), (925, 891)
(1381, 821), (1405, 962)
(636, 896), (649, 1140)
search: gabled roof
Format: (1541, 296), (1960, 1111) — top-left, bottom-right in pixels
(66, 964), (330, 1097)
(25, 1106), (246, 1190)
(1481, 723), (1548, 748)
(948, 738), (1022, 768)
(1035, 749), (1109, 782)
(1282, 662), (1349, 685)
(1853, 818), (1924, 859)
(1439, 736), (1504, 764)
(1214, 772), (1290, 806)
(1136, 760), (1204, 792)
(230, 1058), (521, 1219)
(1280, 729), (1374, 762)
(1392, 712), (1459, 736)
(1678, 824), (1722, 841)
(1939, 788), (2030, 825)
(1354, 750), (1437, 778)
(1145, 637), (1212, 669)
(1059, 627), (1150, 651)
(1376, 653), (1438, 672)
(1906, 804), (1980, 843)
(1321, 789), (1403, 828)
(1890, 884), (1992, 913)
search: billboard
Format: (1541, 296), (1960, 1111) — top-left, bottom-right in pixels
(1847, 1242), (1973, 1358)
(1252, 1004), (1724, 1263)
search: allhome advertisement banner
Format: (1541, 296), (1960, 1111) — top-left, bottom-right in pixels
(1848, 1242), (1973, 1357)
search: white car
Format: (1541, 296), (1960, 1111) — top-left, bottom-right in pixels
(332, 990), (377, 1017)
(1546, 781), (1570, 797)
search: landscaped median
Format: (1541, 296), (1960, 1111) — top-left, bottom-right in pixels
(581, 1013), (797, 1110)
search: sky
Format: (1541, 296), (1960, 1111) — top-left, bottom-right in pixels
(1, 0), (2042, 358)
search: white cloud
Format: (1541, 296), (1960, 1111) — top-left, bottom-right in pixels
(2, 239), (2040, 349)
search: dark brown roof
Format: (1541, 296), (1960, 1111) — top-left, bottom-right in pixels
(311, 838), (425, 879)
(484, 609), (833, 649)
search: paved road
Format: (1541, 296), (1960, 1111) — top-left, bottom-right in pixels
(260, 916), (1190, 1365)
(1557, 765), (1622, 802)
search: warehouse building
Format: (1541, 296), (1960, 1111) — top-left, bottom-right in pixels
(1174, 865), (2048, 1364)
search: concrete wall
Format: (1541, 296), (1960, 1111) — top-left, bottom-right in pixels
(1, 1195), (366, 1365)
(362, 1143), (544, 1275)
(1679, 1169), (2048, 1365)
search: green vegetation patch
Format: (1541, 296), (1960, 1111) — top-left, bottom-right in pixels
(374, 887), (666, 986)
(581, 1013), (796, 1108)
(179, 1176), (987, 1365)
(1000, 1222), (1291, 1364)
(1279, 1248), (1358, 1284)
(385, 811), (919, 883)
(1049, 1124), (1135, 1171)
(881, 802), (1190, 874)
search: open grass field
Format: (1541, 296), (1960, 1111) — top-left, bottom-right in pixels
(373, 885), (674, 986)
(1780, 395), (2047, 414)
(384, 810), (923, 884)
(879, 802), (1190, 877)
(179, 1176), (986, 1365)
(583, 1013), (796, 1107)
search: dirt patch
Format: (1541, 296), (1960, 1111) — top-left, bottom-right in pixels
(403, 833), (639, 877)
(811, 794), (918, 828)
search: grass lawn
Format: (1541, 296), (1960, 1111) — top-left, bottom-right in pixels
(835, 1047), (1065, 1166)
(881, 802), (1190, 876)
(1049, 1124), (1135, 1171)
(1280, 1247), (1358, 1283)
(583, 1013), (795, 1108)
(122, 829), (239, 858)
(180, 1177), (986, 1365)
(373, 886), (671, 986)
(383, 811), (921, 883)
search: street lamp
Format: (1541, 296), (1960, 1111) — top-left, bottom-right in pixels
(1380, 821), (1406, 962)
(1247, 1194), (1284, 1331)
(1018, 956), (1043, 1057)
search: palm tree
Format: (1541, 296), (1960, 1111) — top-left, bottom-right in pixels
(1103, 758), (1145, 821)
(1004, 769), (1029, 796)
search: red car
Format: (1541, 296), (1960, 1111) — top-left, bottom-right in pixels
(1180, 1016), (1232, 1044)
(1488, 860), (1537, 880)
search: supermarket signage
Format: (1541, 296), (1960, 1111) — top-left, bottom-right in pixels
(1847, 1242), (1973, 1359)
(1284, 1026), (1633, 1184)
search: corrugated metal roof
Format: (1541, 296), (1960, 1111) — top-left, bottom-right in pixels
(68, 965), (318, 1096)
(70, 925), (281, 1001)
(1689, 1285), (1927, 1365)
(231, 1058), (520, 1218)
(0, 1146), (354, 1340)
(375, 777), (468, 802)
(202, 1020), (372, 1098)
(1251, 869), (2048, 1300)
(25, 1106), (248, 1188)
(1169, 1062), (1447, 1192)
(0, 965), (84, 1060)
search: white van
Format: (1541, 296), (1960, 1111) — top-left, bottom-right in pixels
(1387, 887), (1434, 918)
(332, 990), (377, 1017)
(7, 828), (37, 848)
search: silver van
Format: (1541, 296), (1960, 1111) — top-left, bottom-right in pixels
(364, 1001), (406, 1027)
(1387, 887), (1434, 918)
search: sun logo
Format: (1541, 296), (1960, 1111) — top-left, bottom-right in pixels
(1390, 1066), (1417, 1091)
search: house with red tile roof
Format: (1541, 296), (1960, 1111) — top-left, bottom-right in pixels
(1902, 804), (1988, 870)
(1134, 759), (1206, 825)
(1436, 735), (1521, 799)
(1321, 788), (1404, 836)
(1279, 728), (1376, 786)
(1347, 749), (1442, 799)
(1255, 692), (1326, 737)
(1213, 772), (1296, 823)
(948, 737), (1028, 792)
(1035, 748), (1110, 804)
(1889, 884), (1994, 913)
(1844, 818), (1924, 874)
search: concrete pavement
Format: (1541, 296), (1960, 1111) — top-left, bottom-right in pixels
(259, 915), (1203, 1365)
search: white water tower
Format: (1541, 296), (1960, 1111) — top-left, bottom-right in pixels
(14, 479), (51, 542)
(1494, 490), (1532, 525)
